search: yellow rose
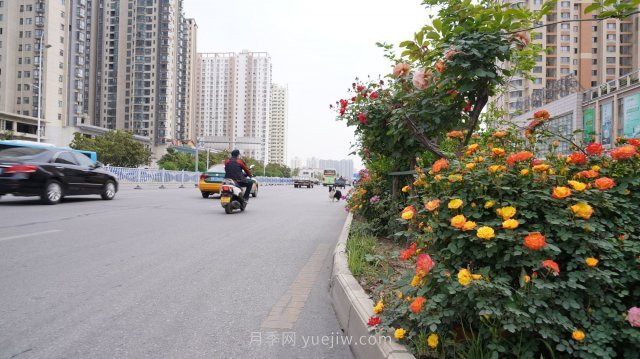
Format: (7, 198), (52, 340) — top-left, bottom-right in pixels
(450, 214), (467, 229)
(572, 330), (585, 341)
(411, 275), (421, 287)
(394, 328), (407, 340)
(402, 185), (410, 192)
(496, 206), (517, 220)
(571, 202), (593, 220)
(397, 291), (403, 299)
(448, 199), (463, 209)
(533, 164), (550, 172)
(502, 219), (519, 229)
(521, 169), (530, 176)
(434, 174), (442, 181)
(484, 200), (496, 209)
(466, 163), (476, 170)
(471, 274), (482, 280)
(477, 226), (495, 240)
(549, 169), (556, 175)
(524, 275), (531, 283)
(552, 186), (572, 199)
(591, 165), (601, 172)
(585, 257), (599, 267)
(567, 180), (587, 191)
(448, 174), (463, 182)
(458, 268), (472, 286)
(373, 300), (384, 314)
(427, 333), (439, 349)
(473, 156), (485, 163)
(488, 165), (506, 173)
(462, 220), (477, 231)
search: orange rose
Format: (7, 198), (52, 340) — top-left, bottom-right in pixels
(524, 232), (546, 251)
(594, 177), (615, 190)
(431, 158), (449, 173)
(425, 199), (441, 212)
(409, 297), (426, 314)
(492, 148), (506, 157)
(450, 214), (467, 229)
(435, 59), (446, 73)
(552, 186), (571, 199)
(493, 131), (507, 138)
(610, 145), (637, 160)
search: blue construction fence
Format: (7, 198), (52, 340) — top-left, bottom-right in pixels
(104, 166), (294, 186)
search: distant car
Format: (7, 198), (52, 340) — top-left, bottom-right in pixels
(199, 165), (258, 198)
(0, 147), (118, 204)
(335, 177), (347, 189)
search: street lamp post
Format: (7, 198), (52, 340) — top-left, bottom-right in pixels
(36, 35), (51, 143)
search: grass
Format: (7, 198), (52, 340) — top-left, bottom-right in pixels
(345, 220), (411, 295)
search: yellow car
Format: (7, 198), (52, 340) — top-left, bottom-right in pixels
(199, 165), (259, 198)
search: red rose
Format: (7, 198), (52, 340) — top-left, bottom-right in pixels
(585, 142), (604, 155)
(568, 152), (587, 165)
(628, 138), (640, 147)
(368, 316), (381, 326)
(358, 112), (368, 125)
(370, 92), (379, 99)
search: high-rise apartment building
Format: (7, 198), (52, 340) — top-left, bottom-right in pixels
(0, 0), (70, 142)
(92, 0), (180, 148)
(1, 0), (197, 152)
(268, 83), (288, 165)
(182, 17), (197, 142)
(197, 50), (272, 163)
(496, 0), (639, 119)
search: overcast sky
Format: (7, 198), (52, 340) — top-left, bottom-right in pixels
(184, 0), (430, 169)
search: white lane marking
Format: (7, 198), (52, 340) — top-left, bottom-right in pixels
(0, 229), (62, 242)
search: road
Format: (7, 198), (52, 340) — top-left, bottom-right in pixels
(0, 185), (353, 359)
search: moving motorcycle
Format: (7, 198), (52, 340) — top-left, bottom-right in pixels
(220, 164), (254, 214)
(219, 179), (250, 214)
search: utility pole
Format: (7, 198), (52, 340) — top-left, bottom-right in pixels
(36, 35), (51, 143)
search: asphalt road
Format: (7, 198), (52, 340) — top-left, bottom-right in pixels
(0, 185), (354, 359)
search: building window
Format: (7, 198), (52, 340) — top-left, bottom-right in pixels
(561, 57), (570, 63)
(607, 57), (616, 64)
(606, 23), (616, 30)
(606, 34), (616, 41)
(606, 68), (615, 75)
(591, 59), (596, 65)
(561, 46), (570, 52)
(592, 70), (597, 76)
(561, 23), (570, 30)
(593, 37), (598, 43)
(607, 46), (616, 52)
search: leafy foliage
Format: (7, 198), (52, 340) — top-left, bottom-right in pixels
(69, 130), (151, 167)
(369, 126), (640, 358)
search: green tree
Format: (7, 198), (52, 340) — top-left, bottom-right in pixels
(0, 130), (14, 140)
(69, 130), (151, 167)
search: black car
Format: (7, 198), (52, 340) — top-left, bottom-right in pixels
(0, 147), (118, 204)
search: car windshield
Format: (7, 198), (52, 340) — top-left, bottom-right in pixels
(207, 172), (225, 178)
(0, 147), (48, 160)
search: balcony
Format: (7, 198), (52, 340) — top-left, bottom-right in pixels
(583, 68), (640, 100)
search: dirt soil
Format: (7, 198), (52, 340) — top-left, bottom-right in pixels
(355, 237), (413, 296)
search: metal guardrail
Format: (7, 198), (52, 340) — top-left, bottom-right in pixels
(103, 166), (294, 187)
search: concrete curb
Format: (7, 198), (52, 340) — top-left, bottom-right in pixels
(329, 213), (416, 359)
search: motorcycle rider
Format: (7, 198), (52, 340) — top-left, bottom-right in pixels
(224, 149), (253, 203)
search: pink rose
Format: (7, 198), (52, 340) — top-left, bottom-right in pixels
(444, 47), (460, 61)
(511, 31), (531, 49)
(412, 69), (432, 90)
(393, 63), (411, 77)
(628, 307), (640, 327)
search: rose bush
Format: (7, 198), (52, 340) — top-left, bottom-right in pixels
(368, 127), (640, 358)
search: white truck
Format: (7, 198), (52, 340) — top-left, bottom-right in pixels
(294, 169), (315, 188)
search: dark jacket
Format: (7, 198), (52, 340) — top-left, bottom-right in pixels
(224, 157), (252, 180)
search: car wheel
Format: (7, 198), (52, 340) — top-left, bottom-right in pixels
(201, 191), (210, 198)
(101, 180), (117, 200)
(252, 187), (258, 197)
(41, 180), (63, 205)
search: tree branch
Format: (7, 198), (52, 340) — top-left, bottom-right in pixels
(460, 88), (490, 152)
(401, 115), (448, 159)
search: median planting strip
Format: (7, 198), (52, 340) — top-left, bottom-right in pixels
(329, 213), (415, 359)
